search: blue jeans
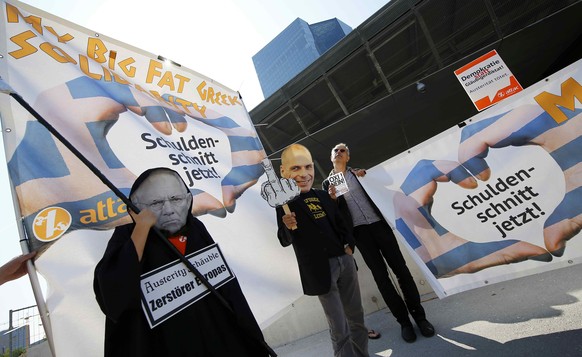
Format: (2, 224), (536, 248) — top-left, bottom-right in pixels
(318, 254), (369, 357)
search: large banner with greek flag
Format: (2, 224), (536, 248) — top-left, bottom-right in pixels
(1, 0), (267, 249)
(362, 59), (582, 298)
(0, 1), (302, 355)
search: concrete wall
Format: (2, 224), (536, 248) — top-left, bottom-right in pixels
(263, 239), (434, 347)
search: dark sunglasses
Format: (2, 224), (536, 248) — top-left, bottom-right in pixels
(333, 148), (347, 153)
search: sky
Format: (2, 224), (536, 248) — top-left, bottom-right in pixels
(0, 0), (390, 330)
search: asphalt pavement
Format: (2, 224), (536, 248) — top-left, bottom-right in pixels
(273, 264), (582, 357)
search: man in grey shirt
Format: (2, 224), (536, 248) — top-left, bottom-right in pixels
(322, 143), (435, 343)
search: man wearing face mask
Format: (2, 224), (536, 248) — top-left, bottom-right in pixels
(94, 167), (269, 357)
(276, 144), (369, 357)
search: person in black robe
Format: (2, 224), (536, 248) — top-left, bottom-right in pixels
(94, 167), (270, 356)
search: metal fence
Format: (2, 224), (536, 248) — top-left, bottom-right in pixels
(0, 305), (46, 356)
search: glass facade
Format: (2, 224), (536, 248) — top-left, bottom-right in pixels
(253, 18), (352, 98)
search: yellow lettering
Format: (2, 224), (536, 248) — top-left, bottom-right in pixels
(97, 201), (107, 220)
(8, 30), (38, 59)
(79, 209), (98, 224)
(192, 103), (207, 118)
(164, 95), (207, 118)
(78, 55), (102, 80)
(44, 26), (74, 43)
(6, 4), (43, 33)
(108, 50), (116, 70)
(80, 199), (127, 224)
(534, 77), (582, 123)
(148, 90), (181, 111)
(196, 81), (239, 106)
(39, 42), (76, 64)
(174, 97), (190, 110)
(102, 67), (113, 82)
(146, 59), (163, 84)
(118, 57), (136, 78)
(87, 38), (108, 64)
(216, 92), (227, 105)
(148, 89), (165, 102)
(111, 71), (130, 85)
(228, 95), (241, 105)
(174, 74), (190, 93)
(207, 87), (215, 104)
(147, 70), (191, 93)
(134, 84), (148, 93)
(118, 202), (127, 214)
(158, 70), (176, 91)
(197, 81), (208, 100)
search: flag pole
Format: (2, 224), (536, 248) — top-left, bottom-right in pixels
(1, 107), (57, 356)
(20, 238), (56, 357)
(1, 80), (277, 356)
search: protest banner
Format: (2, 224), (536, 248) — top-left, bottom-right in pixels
(363, 58), (582, 297)
(0, 1), (302, 355)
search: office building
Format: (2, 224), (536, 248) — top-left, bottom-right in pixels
(253, 18), (352, 98)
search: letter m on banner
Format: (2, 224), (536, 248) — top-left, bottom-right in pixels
(535, 78), (582, 123)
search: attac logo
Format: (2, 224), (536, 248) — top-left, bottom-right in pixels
(32, 207), (72, 242)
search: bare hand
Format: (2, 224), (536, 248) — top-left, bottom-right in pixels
(351, 168), (367, 177)
(282, 212), (298, 231)
(128, 208), (158, 261)
(328, 185), (337, 200)
(0, 252), (36, 286)
(129, 208), (158, 230)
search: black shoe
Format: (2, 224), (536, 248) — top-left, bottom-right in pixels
(401, 324), (417, 343)
(416, 319), (435, 337)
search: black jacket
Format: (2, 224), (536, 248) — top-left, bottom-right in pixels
(276, 189), (355, 296)
(94, 216), (268, 357)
